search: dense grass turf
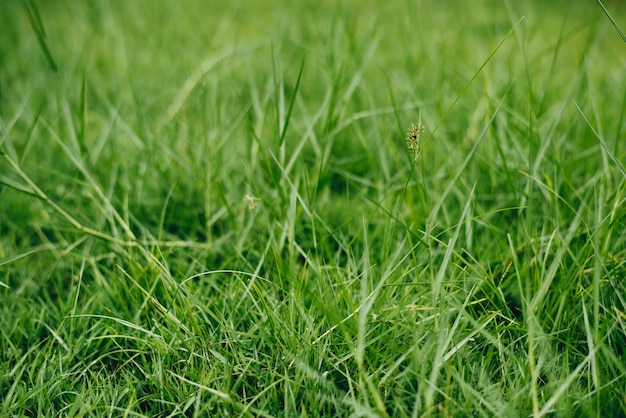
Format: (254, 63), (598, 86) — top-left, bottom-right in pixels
(1, 0), (626, 416)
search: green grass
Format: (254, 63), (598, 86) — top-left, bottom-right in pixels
(1, 0), (626, 416)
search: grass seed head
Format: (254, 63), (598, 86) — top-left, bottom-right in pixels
(244, 194), (260, 210)
(406, 122), (424, 160)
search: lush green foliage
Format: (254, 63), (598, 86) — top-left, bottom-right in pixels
(1, 0), (625, 416)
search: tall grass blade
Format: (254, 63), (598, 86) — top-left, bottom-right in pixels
(21, 0), (58, 72)
(279, 56), (306, 146)
(576, 103), (626, 178)
(596, 0), (626, 43)
(425, 16), (524, 144)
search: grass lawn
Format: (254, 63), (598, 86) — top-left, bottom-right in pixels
(1, 0), (626, 416)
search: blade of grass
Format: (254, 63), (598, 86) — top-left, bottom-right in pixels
(432, 184), (475, 306)
(161, 45), (256, 126)
(528, 197), (585, 313)
(78, 72), (87, 156)
(355, 216), (389, 417)
(0, 116), (19, 163)
(576, 103), (626, 178)
(279, 56), (306, 147)
(425, 184), (475, 409)
(538, 347), (597, 417)
(596, 0), (626, 43)
(428, 90), (508, 222)
(21, 0), (58, 72)
(424, 16), (524, 145)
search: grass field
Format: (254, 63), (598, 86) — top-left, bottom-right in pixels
(1, 0), (626, 416)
